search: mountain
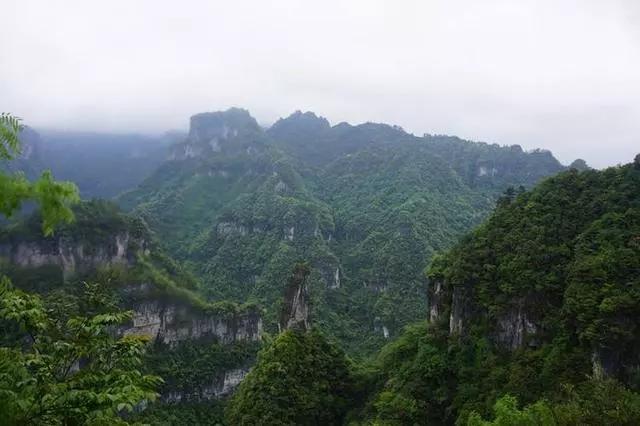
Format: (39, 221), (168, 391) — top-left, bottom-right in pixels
(0, 200), (262, 411)
(357, 158), (640, 424)
(5, 128), (176, 199)
(6, 107), (633, 424)
(118, 107), (570, 353)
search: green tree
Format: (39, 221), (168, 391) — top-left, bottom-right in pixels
(0, 278), (162, 425)
(0, 115), (158, 424)
(225, 329), (354, 425)
(0, 113), (79, 235)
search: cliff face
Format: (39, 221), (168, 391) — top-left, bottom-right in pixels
(428, 279), (541, 351)
(1, 202), (264, 402)
(169, 108), (264, 160)
(0, 232), (136, 279)
(427, 163), (640, 385)
(120, 285), (262, 347)
(163, 368), (249, 403)
(280, 264), (310, 331)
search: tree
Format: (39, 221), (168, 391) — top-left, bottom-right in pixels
(225, 329), (354, 425)
(0, 114), (158, 424)
(0, 113), (22, 158)
(0, 278), (162, 425)
(0, 113), (79, 235)
(466, 395), (556, 425)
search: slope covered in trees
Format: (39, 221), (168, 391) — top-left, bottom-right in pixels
(4, 110), (638, 424)
(118, 108), (569, 353)
(355, 158), (640, 424)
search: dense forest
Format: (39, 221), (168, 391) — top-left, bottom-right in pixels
(118, 108), (567, 355)
(1, 110), (639, 424)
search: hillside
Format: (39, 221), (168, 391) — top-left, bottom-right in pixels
(357, 158), (640, 424)
(0, 200), (262, 415)
(118, 108), (569, 353)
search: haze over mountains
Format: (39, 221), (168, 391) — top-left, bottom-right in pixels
(8, 107), (579, 353)
(1, 104), (639, 424)
(4, 1), (639, 169)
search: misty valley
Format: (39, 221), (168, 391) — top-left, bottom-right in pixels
(1, 107), (639, 425)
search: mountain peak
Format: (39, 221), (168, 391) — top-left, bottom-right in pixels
(170, 108), (263, 160)
(269, 110), (331, 136)
(569, 158), (590, 171)
(188, 108), (260, 144)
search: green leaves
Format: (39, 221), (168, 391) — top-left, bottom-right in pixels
(0, 277), (160, 425)
(0, 112), (23, 160)
(0, 113), (80, 236)
(225, 329), (355, 425)
(0, 169), (80, 235)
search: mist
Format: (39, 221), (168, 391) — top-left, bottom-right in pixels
(2, 0), (639, 167)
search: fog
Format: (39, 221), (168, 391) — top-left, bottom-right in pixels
(2, 0), (639, 167)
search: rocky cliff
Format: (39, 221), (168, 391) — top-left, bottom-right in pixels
(279, 263), (310, 331)
(163, 368), (249, 403)
(426, 161), (640, 385)
(169, 108), (264, 160)
(0, 201), (264, 402)
(0, 231), (136, 279)
(120, 284), (262, 347)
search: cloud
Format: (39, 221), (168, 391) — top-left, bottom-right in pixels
(1, 0), (638, 167)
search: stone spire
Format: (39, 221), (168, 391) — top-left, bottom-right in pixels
(279, 263), (310, 331)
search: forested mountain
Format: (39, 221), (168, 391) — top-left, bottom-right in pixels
(354, 158), (640, 424)
(7, 108), (634, 425)
(119, 108), (568, 353)
(220, 157), (640, 426)
(0, 201), (262, 421)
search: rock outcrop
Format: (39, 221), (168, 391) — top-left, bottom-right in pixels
(163, 368), (249, 403)
(280, 263), (311, 331)
(120, 284), (262, 347)
(427, 279), (539, 351)
(0, 232), (139, 279)
(169, 108), (263, 160)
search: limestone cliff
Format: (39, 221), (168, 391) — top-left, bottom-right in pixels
(0, 232), (137, 279)
(169, 107), (264, 160)
(280, 263), (311, 331)
(163, 368), (249, 403)
(120, 284), (262, 347)
(427, 278), (540, 351)
(1, 202), (264, 403)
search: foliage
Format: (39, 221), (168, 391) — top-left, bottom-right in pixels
(0, 114), (79, 235)
(466, 395), (556, 426)
(358, 160), (640, 424)
(226, 329), (355, 425)
(467, 379), (640, 425)
(135, 401), (227, 426)
(0, 113), (22, 159)
(119, 109), (566, 355)
(0, 277), (161, 425)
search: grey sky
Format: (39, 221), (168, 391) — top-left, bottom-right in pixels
(1, 0), (638, 168)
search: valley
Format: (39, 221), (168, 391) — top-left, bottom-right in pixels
(1, 108), (638, 425)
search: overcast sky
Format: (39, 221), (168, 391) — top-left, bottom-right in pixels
(1, 0), (639, 167)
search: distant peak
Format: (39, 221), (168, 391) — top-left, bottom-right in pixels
(188, 108), (260, 142)
(189, 107), (259, 130)
(269, 110), (330, 132)
(569, 158), (590, 171)
(169, 107), (263, 160)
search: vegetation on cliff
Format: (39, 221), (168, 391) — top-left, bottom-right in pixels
(354, 160), (640, 424)
(118, 109), (568, 354)
(226, 329), (355, 425)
